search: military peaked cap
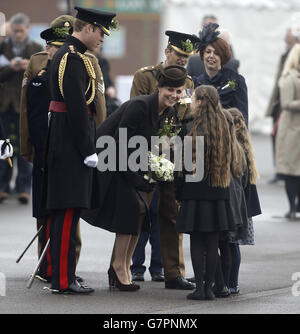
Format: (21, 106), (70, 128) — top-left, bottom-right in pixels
(165, 30), (200, 56)
(74, 6), (116, 36)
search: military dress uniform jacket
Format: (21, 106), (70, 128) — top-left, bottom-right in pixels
(0, 38), (43, 114)
(130, 62), (194, 120)
(44, 35), (97, 209)
(19, 51), (107, 159)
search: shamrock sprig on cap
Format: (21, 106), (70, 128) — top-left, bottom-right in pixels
(110, 18), (119, 30)
(181, 39), (193, 53)
(53, 27), (70, 38)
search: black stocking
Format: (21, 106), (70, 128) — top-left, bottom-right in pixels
(214, 240), (232, 289)
(190, 232), (219, 290)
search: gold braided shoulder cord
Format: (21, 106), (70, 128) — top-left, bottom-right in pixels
(58, 46), (96, 105)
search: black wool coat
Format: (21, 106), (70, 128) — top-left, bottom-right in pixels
(81, 92), (167, 235)
(43, 36), (96, 209)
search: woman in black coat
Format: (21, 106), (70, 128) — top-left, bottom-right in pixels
(82, 65), (187, 291)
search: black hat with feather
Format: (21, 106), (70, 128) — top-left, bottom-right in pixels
(195, 23), (220, 52)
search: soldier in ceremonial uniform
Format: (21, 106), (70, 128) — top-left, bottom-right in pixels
(130, 31), (198, 289)
(43, 6), (116, 294)
(19, 15), (107, 284)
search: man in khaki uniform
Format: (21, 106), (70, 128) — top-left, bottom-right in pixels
(19, 15), (107, 283)
(130, 30), (198, 289)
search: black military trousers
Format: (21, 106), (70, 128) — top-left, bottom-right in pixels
(49, 208), (80, 290)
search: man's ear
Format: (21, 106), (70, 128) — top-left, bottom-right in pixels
(164, 48), (170, 58)
(84, 23), (93, 33)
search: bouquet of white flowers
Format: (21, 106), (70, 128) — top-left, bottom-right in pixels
(144, 151), (175, 183)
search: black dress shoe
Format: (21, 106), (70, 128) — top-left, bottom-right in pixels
(213, 286), (230, 298)
(204, 286), (215, 300)
(165, 277), (195, 290)
(75, 275), (84, 284)
(132, 272), (145, 282)
(186, 276), (195, 283)
(187, 288), (205, 300)
(151, 272), (164, 282)
(52, 280), (94, 294)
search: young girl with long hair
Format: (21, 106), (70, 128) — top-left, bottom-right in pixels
(227, 107), (260, 294)
(213, 109), (248, 297)
(175, 85), (240, 300)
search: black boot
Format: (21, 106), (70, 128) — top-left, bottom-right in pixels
(187, 286), (205, 300)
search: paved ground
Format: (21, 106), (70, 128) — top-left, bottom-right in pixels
(0, 133), (300, 315)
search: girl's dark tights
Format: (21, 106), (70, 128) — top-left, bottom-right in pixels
(229, 243), (241, 288)
(214, 240), (232, 288)
(190, 231), (219, 290)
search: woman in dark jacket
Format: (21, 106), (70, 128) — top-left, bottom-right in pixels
(82, 65), (187, 291)
(193, 23), (248, 126)
(175, 85), (238, 300)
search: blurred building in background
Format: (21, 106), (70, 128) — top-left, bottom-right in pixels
(3, 0), (300, 133)
(1, 0), (161, 89)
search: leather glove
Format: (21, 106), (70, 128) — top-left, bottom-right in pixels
(0, 140), (13, 160)
(84, 153), (98, 168)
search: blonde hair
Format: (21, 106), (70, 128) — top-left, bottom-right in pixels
(228, 108), (259, 184)
(281, 43), (300, 76)
(188, 85), (231, 188)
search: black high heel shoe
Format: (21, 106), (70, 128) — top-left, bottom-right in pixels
(108, 266), (139, 291)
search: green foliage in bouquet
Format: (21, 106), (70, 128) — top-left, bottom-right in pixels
(157, 124), (181, 138)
